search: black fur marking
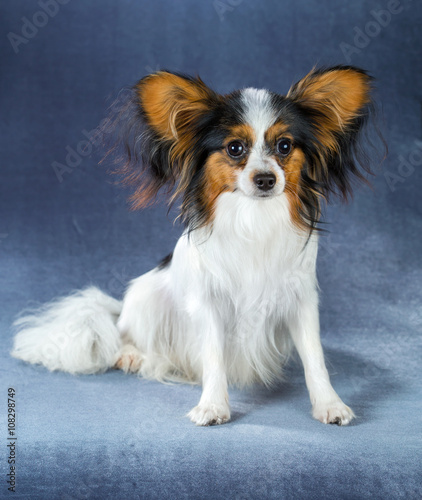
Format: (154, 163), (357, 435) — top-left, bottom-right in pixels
(157, 252), (173, 270)
(180, 91), (245, 232)
(105, 67), (380, 234)
(269, 66), (376, 231)
(104, 74), (245, 232)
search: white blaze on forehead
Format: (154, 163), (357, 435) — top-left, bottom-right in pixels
(241, 88), (277, 152)
(237, 88), (285, 196)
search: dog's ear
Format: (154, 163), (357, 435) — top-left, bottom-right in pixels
(111, 71), (219, 209)
(137, 71), (216, 143)
(287, 66), (372, 144)
(287, 66), (373, 200)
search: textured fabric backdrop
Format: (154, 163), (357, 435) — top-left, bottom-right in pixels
(1, 0), (421, 498)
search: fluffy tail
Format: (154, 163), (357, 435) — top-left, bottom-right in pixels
(12, 287), (122, 374)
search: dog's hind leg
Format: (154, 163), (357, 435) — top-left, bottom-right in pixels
(117, 268), (185, 382)
(114, 344), (144, 373)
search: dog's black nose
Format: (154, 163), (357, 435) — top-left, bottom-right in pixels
(253, 172), (276, 191)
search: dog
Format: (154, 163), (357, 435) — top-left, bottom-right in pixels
(12, 65), (374, 426)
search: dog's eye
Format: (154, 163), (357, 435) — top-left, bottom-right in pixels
(227, 141), (245, 158)
(277, 139), (292, 156)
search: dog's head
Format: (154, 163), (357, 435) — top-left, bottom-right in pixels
(111, 66), (374, 232)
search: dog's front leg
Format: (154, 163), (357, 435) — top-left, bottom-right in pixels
(288, 290), (355, 425)
(187, 306), (230, 426)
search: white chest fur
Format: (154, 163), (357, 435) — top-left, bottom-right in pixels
(177, 193), (318, 314)
(170, 192), (319, 385)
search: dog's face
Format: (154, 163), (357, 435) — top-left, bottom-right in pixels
(204, 88), (292, 201)
(117, 67), (373, 231)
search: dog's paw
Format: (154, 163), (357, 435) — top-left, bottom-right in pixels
(187, 403), (231, 426)
(312, 399), (355, 426)
(114, 344), (143, 373)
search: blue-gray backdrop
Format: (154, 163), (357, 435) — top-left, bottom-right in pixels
(1, 1), (421, 499)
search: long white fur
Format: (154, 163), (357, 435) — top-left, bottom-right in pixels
(12, 288), (122, 374)
(12, 87), (355, 426)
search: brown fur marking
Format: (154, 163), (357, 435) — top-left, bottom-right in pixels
(223, 124), (256, 149)
(264, 123), (291, 148)
(202, 151), (240, 224)
(279, 148), (315, 230)
(287, 68), (371, 151)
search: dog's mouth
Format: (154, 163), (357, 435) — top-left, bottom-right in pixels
(232, 187), (284, 200)
(253, 192), (274, 199)
(250, 190), (283, 200)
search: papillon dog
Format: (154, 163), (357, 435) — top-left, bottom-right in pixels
(12, 65), (374, 426)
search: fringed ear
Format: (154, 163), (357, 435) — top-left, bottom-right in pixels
(287, 65), (374, 201)
(108, 71), (220, 210)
